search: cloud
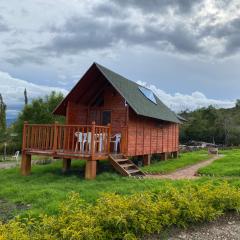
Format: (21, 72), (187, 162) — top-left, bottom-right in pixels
(0, 70), (68, 119)
(41, 15), (202, 57)
(113, 0), (200, 14)
(138, 81), (235, 112)
(1, 0), (240, 66)
(0, 15), (9, 32)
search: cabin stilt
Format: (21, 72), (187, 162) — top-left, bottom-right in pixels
(62, 158), (71, 173)
(172, 151), (179, 158)
(85, 160), (97, 179)
(143, 154), (151, 166)
(161, 152), (168, 161)
(21, 153), (32, 176)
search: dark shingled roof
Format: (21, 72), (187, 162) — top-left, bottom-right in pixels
(95, 63), (180, 123)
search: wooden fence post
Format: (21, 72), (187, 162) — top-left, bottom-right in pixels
(22, 121), (28, 151)
(53, 121), (59, 153)
(90, 121), (96, 160)
(107, 123), (111, 154)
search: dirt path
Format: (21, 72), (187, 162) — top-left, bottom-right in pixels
(146, 154), (223, 180)
(0, 161), (18, 169)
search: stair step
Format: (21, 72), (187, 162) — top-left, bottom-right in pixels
(126, 169), (141, 174)
(115, 158), (129, 162)
(110, 154), (124, 159)
(121, 163), (134, 168)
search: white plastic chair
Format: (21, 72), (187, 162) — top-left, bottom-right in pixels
(75, 132), (85, 152)
(110, 133), (121, 152)
(84, 132), (92, 152)
(96, 133), (107, 152)
(12, 151), (20, 162)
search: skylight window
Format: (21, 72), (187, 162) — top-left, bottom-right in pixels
(138, 86), (157, 104)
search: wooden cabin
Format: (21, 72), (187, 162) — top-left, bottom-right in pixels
(21, 63), (180, 179)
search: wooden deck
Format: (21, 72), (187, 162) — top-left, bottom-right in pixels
(22, 121), (111, 160)
(21, 121), (114, 178)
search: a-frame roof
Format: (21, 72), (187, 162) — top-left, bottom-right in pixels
(54, 63), (180, 124)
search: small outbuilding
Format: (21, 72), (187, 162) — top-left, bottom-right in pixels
(21, 63), (180, 179)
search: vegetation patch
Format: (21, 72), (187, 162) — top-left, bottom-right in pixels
(0, 199), (28, 222)
(0, 182), (239, 240)
(198, 149), (240, 177)
(141, 151), (210, 174)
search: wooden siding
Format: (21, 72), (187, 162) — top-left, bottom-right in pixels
(65, 84), (179, 157)
(127, 109), (179, 156)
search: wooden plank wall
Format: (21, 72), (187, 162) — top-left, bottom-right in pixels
(102, 86), (127, 134)
(66, 102), (88, 124)
(127, 110), (179, 156)
(66, 85), (127, 134)
(65, 85), (179, 157)
(66, 85), (128, 154)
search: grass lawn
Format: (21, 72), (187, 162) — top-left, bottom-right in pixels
(198, 149), (240, 177)
(0, 150), (240, 218)
(141, 150), (210, 174)
(0, 160), (196, 217)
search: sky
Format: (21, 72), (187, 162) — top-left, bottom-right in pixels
(0, 0), (240, 119)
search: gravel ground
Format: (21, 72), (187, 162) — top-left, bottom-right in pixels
(146, 213), (240, 240)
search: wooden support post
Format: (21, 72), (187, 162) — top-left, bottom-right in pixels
(62, 158), (71, 173)
(143, 154), (151, 166)
(85, 160), (97, 179)
(173, 151), (179, 158)
(21, 153), (32, 176)
(162, 152), (168, 161)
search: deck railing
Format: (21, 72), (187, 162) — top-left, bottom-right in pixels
(22, 121), (111, 157)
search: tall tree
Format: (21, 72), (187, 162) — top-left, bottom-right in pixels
(14, 91), (65, 144)
(24, 88), (28, 105)
(0, 94), (7, 131)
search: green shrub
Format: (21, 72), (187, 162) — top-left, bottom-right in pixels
(0, 182), (240, 239)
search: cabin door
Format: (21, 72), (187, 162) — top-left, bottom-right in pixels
(101, 110), (111, 125)
(88, 110), (111, 125)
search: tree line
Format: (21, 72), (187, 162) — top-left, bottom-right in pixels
(180, 102), (240, 146)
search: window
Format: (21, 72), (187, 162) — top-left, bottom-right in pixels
(138, 86), (157, 104)
(102, 111), (111, 125)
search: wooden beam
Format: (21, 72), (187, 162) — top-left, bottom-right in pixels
(21, 153), (32, 176)
(62, 158), (71, 173)
(85, 160), (97, 179)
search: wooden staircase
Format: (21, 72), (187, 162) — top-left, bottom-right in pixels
(109, 154), (145, 177)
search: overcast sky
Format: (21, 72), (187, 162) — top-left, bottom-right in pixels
(0, 0), (240, 119)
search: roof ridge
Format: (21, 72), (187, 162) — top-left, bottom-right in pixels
(94, 62), (142, 87)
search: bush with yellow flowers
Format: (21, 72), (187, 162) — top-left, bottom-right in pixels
(0, 182), (239, 240)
